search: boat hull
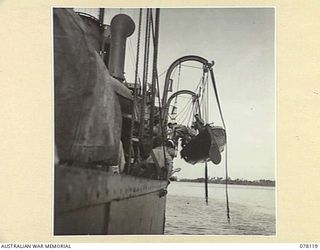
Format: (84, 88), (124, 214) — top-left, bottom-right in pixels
(54, 165), (168, 235)
(180, 126), (226, 165)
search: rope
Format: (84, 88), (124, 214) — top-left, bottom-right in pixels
(225, 143), (230, 223)
(174, 97), (192, 119)
(149, 9), (160, 144)
(199, 70), (206, 119)
(205, 162), (208, 205)
(127, 8), (142, 171)
(134, 9), (142, 87)
(194, 76), (204, 96)
(139, 8), (151, 139)
(171, 64), (181, 120)
(210, 68), (226, 128)
(181, 64), (203, 70)
(158, 69), (168, 78)
(179, 100), (193, 125)
(209, 67), (230, 223)
(206, 73), (209, 122)
(175, 64), (182, 93)
(154, 68), (168, 175)
(148, 9), (167, 174)
(128, 39), (138, 73)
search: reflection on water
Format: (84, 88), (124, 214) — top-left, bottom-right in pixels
(165, 181), (276, 235)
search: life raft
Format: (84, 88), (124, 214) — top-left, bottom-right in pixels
(180, 125), (226, 165)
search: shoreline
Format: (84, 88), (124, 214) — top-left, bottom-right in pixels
(172, 179), (275, 187)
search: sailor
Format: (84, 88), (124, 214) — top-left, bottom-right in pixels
(167, 122), (197, 148)
(172, 124), (193, 148)
(194, 114), (206, 132)
(167, 122), (176, 139)
(188, 125), (198, 137)
(166, 139), (176, 159)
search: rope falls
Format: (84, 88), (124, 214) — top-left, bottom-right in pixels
(163, 55), (230, 223)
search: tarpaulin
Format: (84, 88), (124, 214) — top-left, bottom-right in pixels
(54, 8), (131, 165)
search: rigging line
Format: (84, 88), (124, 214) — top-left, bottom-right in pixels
(175, 95), (193, 100)
(198, 70), (206, 118)
(159, 62), (179, 81)
(139, 8), (151, 139)
(149, 8), (160, 143)
(158, 69), (168, 78)
(134, 9), (143, 91)
(193, 77), (204, 97)
(128, 39), (137, 75)
(172, 64), (182, 117)
(186, 105), (194, 125)
(205, 162), (208, 205)
(176, 99), (192, 122)
(180, 64), (203, 69)
(175, 63), (182, 93)
(197, 79), (204, 97)
(157, 65), (178, 80)
(169, 66), (179, 84)
(225, 143), (230, 223)
(205, 72), (210, 121)
(127, 8), (142, 171)
(209, 67), (230, 223)
(174, 63), (181, 108)
(172, 98), (192, 120)
(148, 9), (166, 155)
(180, 101), (193, 125)
(210, 69), (226, 128)
(206, 73), (209, 121)
(154, 68), (168, 175)
(179, 107), (190, 124)
(186, 100), (196, 125)
(201, 72), (209, 123)
(178, 100), (192, 124)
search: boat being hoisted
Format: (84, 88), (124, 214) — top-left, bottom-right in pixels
(54, 7), (227, 235)
(181, 125), (226, 165)
(162, 56), (226, 166)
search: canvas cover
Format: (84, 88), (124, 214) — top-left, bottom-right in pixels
(54, 8), (132, 165)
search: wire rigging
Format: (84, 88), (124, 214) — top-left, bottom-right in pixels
(127, 8), (142, 171)
(179, 100), (194, 125)
(210, 67), (230, 224)
(139, 9), (151, 139)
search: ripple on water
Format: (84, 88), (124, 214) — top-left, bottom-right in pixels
(164, 195), (276, 235)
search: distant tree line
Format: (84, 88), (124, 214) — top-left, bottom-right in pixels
(176, 177), (275, 187)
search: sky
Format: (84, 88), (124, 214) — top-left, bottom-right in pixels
(78, 8), (275, 181)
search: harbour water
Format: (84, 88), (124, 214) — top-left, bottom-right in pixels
(164, 181), (276, 235)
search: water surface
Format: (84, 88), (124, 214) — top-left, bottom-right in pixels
(164, 181), (276, 235)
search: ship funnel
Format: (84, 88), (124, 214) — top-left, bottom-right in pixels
(108, 14), (135, 81)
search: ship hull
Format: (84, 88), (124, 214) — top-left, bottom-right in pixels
(54, 165), (168, 235)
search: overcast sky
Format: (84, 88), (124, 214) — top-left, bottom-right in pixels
(79, 8), (275, 181)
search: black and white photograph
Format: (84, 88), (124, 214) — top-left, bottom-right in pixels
(53, 7), (275, 235)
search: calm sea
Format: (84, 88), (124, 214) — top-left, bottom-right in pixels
(164, 181), (276, 235)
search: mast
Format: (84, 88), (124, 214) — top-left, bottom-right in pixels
(149, 9), (161, 143)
